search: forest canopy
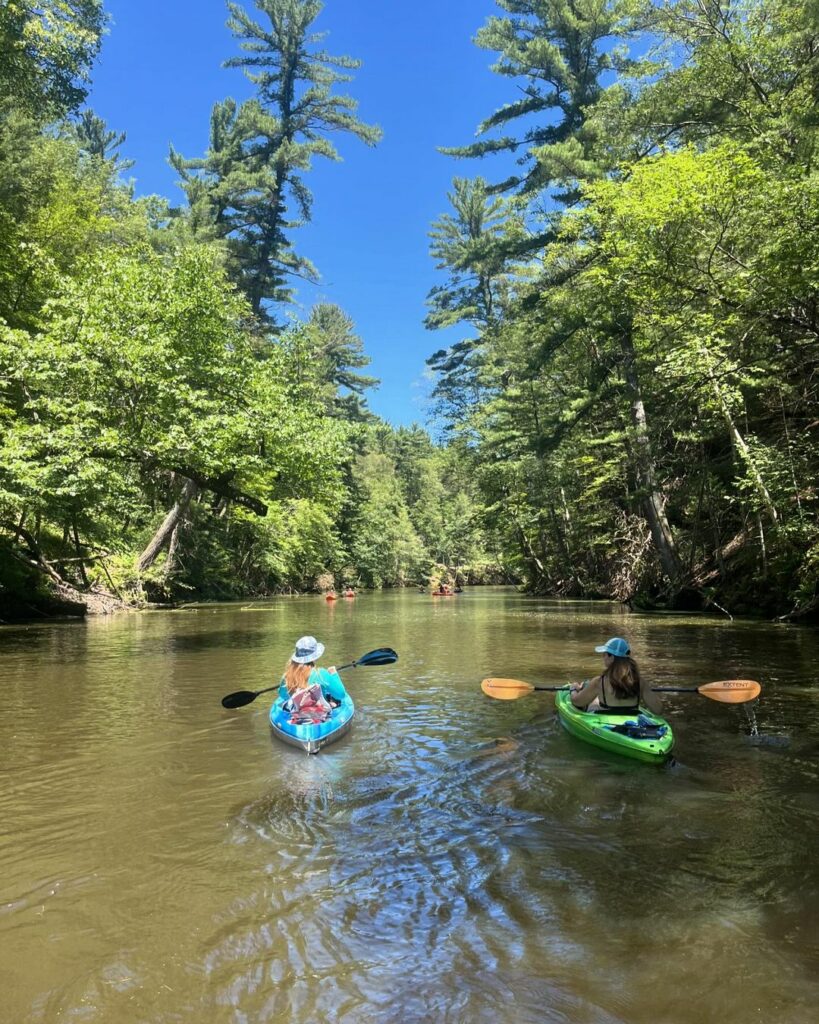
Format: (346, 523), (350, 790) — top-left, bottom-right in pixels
(0, 0), (816, 621)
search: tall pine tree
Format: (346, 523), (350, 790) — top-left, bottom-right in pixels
(425, 178), (516, 427)
(442, 0), (636, 207)
(171, 0), (380, 321)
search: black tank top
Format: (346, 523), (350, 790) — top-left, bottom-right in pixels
(598, 674), (640, 715)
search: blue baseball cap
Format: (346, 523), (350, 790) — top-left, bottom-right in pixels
(595, 637), (631, 657)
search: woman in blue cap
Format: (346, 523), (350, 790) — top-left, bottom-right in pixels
(278, 635), (348, 710)
(570, 637), (663, 715)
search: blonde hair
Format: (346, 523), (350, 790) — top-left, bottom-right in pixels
(604, 655), (641, 699)
(283, 660), (314, 695)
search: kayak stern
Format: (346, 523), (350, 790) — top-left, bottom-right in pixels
(555, 690), (674, 764)
(269, 694), (355, 754)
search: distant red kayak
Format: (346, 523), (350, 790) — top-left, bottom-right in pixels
(431, 591), (455, 597)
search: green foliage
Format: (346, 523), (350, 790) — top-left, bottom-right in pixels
(608, 0), (819, 166)
(345, 452), (428, 588)
(4, 0), (816, 621)
(0, 117), (143, 334)
(302, 304), (379, 420)
(0, 0), (495, 614)
(0, 1), (105, 121)
(443, 0), (639, 202)
(68, 109), (133, 171)
(427, 0), (819, 618)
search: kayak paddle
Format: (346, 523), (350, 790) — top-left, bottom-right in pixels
(480, 677), (761, 704)
(221, 647), (398, 709)
(653, 680), (761, 703)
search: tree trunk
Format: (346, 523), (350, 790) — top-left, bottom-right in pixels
(72, 519), (89, 588)
(0, 520), (65, 584)
(703, 356), (778, 525)
(620, 332), (682, 582)
(164, 521), (182, 578)
(547, 506), (576, 591)
(137, 478), (198, 573)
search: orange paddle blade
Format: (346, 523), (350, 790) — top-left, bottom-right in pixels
(481, 678), (535, 700)
(698, 679), (761, 703)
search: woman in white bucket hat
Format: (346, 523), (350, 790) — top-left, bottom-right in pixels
(569, 637), (663, 715)
(278, 635), (348, 711)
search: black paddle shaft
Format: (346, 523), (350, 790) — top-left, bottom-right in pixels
(220, 647), (398, 708)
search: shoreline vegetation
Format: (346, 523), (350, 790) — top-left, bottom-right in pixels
(2, 2), (817, 628)
(1, 579), (801, 628)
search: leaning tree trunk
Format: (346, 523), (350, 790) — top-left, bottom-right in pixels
(620, 332), (682, 584)
(509, 504), (546, 585)
(137, 477), (198, 573)
(163, 521), (182, 579)
(702, 354), (779, 526)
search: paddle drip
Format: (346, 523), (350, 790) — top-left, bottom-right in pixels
(743, 702), (759, 737)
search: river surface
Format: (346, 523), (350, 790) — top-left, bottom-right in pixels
(2, 589), (819, 1023)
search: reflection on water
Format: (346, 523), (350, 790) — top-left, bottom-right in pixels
(2, 590), (819, 1023)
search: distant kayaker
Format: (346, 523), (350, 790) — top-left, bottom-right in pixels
(570, 637), (663, 715)
(278, 635), (348, 710)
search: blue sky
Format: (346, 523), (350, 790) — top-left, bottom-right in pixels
(87, 0), (516, 426)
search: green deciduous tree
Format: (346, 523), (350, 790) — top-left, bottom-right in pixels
(0, 242), (348, 586)
(0, 1), (104, 121)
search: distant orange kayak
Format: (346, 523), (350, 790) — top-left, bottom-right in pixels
(325, 594), (337, 601)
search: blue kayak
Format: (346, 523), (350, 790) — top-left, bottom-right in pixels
(269, 693), (355, 754)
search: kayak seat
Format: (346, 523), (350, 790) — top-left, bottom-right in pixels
(286, 682), (332, 725)
(289, 708), (332, 725)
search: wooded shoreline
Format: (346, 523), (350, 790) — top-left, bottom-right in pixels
(4, 577), (815, 628)
(2, 2), (817, 628)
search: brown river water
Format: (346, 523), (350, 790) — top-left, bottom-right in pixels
(2, 588), (819, 1023)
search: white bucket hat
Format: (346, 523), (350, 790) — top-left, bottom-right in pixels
(292, 635), (325, 664)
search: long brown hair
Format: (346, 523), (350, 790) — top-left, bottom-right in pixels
(282, 660), (314, 695)
(604, 655), (641, 699)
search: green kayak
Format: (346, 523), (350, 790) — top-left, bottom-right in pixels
(555, 690), (674, 764)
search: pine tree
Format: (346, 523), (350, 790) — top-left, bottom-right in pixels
(305, 303), (379, 420)
(427, 2), (638, 428)
(71, 110), (133, 170)
(425, 177), (517, 426)
(426, 178), (513, 332)
(442, 0), (636, 208)
(170, 0), (381, 321)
